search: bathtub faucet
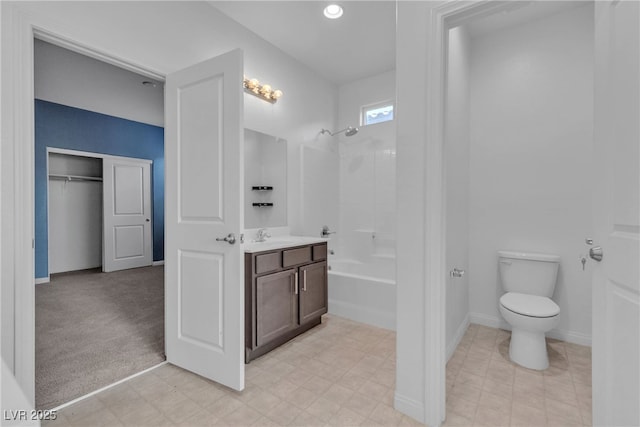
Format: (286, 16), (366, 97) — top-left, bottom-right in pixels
(321, 225), (336, 238)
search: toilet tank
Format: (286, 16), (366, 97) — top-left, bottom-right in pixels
(498, 251), (560, 297)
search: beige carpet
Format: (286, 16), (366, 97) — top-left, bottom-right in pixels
(35, 266), (165, 410)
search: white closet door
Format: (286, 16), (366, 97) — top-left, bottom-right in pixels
(102, 157), (153, 272)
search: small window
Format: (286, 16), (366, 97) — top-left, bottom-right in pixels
(361, 102), (394, 126)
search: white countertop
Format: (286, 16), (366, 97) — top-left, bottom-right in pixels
(243, 235), (329, 253)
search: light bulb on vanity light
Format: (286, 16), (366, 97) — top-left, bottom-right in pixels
(243, 76), (283, 103)
(260, 84), (272, 95)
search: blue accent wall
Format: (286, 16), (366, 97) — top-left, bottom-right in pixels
(35, 100), (164, 278)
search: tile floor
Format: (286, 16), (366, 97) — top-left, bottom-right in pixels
(444, 324), (592, 427)
(44, 315), (420, 427)
(44, 317), (592, 427)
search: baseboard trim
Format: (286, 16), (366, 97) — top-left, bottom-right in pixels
(469, 312), (506, 330)
(50, 361), (168, 412)
(447, 313), (470, 362)
(152, 260), (165, 267)
(547, 328), (592, 347)
(394, 392), (425, 424)
(328, 299), (395, 331)
(469, 312), (592, 347)
(35, 277), (50, 285)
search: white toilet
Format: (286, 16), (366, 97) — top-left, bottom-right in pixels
(498, 250), (561, 370)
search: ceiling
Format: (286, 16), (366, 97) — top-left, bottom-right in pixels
(464, 1), (590, 38)
(210, 1), (396, 86)
(210, 1), (589, 87)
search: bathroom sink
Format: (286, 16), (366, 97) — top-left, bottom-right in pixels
(250, 237), (298, 245)
(243, 235), (327, 253)
(261, 237), (298, 243)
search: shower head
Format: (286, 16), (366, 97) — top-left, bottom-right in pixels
(320, 126), (359, 137)
(344, 126), (359, 137)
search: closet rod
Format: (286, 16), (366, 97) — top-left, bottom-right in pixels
(48, 173), (103, 182)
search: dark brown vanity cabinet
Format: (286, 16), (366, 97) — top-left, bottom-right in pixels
(255, 269), (298, 347)
(245, 242), (328, 362)
(299, 261), (328, 325)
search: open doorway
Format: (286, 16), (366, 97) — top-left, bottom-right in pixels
(442, 2), (594, 425)
(34, 39), (166, 409)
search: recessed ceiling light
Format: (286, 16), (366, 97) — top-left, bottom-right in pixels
(323, 4), (344, 19)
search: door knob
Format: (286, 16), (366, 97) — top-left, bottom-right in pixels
(216, 233), (236, 245)
(589, 246), (603, 262)
(450, 268), (465, 278)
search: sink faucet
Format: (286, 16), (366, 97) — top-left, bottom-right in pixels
(256, 228), (271, 242)
(321, 225), (336, 238)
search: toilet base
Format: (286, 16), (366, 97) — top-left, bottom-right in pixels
(509, 328), (549, 370)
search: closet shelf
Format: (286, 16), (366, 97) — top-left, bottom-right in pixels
(49, 174), (103, 182)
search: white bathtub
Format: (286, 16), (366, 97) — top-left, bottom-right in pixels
(327, 258), (396, 330)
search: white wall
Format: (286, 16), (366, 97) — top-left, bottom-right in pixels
(301, 146), (340, 238)
(445, 26), (471, 359)
(34, 39), (164, 127)
(395, 2), (432, 422)
(467, 5), (594, 345)
(1, 0), (339, 399)
(0, 0), (9, 382)
(336, 70), (396, 264)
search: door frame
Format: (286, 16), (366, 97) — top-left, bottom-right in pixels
(421, 1), (559, 425)
(4, 8), (166, 402)
(44, 147), (153, 280)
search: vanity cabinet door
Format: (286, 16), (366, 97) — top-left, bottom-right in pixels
(256, 269), (298, 346)
(299, 261), (328, 325)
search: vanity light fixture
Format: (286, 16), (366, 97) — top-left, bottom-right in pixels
(323, 4), (344, 19)
(243, 77), (283, 104)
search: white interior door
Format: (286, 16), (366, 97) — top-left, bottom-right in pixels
(592, 1), (639, 425)
(103, 157), (153, 272)
(165, 49), (244, 390)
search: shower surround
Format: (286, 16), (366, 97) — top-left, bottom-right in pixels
(329, 70), (397, 330)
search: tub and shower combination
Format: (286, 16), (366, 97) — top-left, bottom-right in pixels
(327, 115), (397, 330)
(327, 247), (396, 331)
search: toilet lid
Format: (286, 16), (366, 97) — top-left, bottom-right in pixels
(500, 292), (560, 318)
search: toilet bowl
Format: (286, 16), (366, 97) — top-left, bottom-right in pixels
(499, 292), (559, 370)
(497, 251), (561, 370)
